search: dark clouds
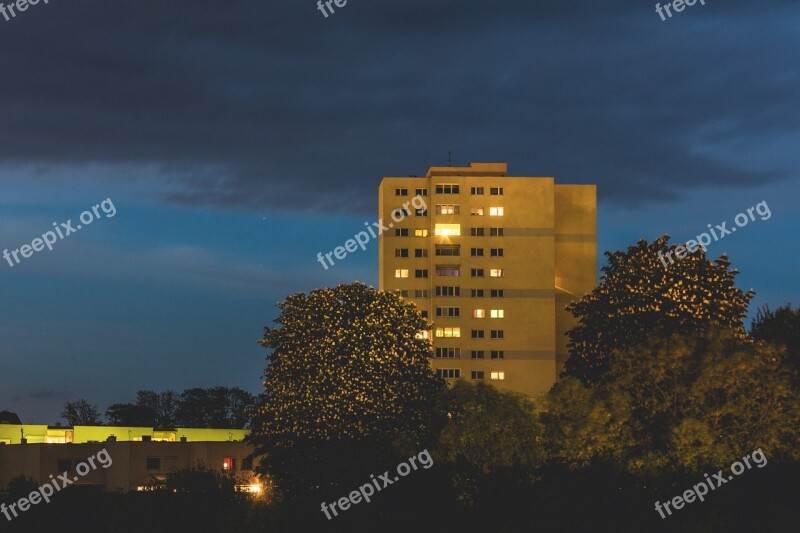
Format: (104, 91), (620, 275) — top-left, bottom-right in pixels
(0, 0), (797, 213)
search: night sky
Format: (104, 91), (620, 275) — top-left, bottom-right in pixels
(1, 0), (798, 423)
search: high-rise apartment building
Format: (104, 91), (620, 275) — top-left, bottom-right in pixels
(378, 162), (596, 397)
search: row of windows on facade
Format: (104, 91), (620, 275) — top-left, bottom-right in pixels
(395, 246), (504, 257)
(435, 308), (505, 318)
(392, 206), (505, 218)
(436, 369), (505, 381)
(395, 186), (504, 196)
(394, 288), (505, 298)
(436, 348), (505, 359)
(55, 456), (253, 473)
(393, 227), (503, 237)
(434, 328), (505, 338)
(395, 268), (504, 278)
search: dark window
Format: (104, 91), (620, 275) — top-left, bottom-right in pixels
(471, 248), (484, 257)
(436, 307), (460, 317)
(470, 187), (484, 195)
(414, 290), (430, 298)
(490, 289), (505, 298)
(395, 188), (408, 196)
(415, 208), (428, 216)
(491, 350), (505, 359)
(490, 228), (504, 236)
(395, 228), (409, 237)
(395, 248), (409, 257)
(436, 266), (460, 277)
(415, 188), (428, 196)
(436, 245), (461, 256)
(242, 457), (254, 471)
(420, 311), (429, 318)
(471, 330), (485, 339)
(436, 286), (460, 296)
(146, 457), (161, 471)
(436, 369), (461, 379)
(415, 269), (429, 278)
(491, 248), (504, 257)
(415, 249), (428, 258)
(471, 268), (484, 277)
(435, 184), (460, 194)
(435, 348), (460, 358)
(471, 371), (485, 380)
(491, 330), (505, 339)
(471, 228), (485, 236)
(490, 187), (503, 195)
(471, 289), (485, 297)
(471, 350), (485, 359)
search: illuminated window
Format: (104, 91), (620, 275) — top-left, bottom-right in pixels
(490, 269), (504, 278)
(471, 207), (484, 216)
(490, 372), (505, 380)
(473, 309), (485, 318)
(436, 266), (460, 277)
(395, 188), (408, 196)
(435, 184), (460, 194)
(436, 368), (461, 379)
(490, 309), (504, 318)
(471, 371), (485, 380)
(489, 207), (504, 216)
(415, 330), (430, 340)
(223, 457), (237, 471)
(395, 269), (409, 278)
(436, 204), (459, 215)
(415, 229), (429, 237)
(435, 327), (461, 338)
(434, 224), (461, 236)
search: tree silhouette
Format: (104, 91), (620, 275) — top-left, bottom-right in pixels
(60, 399), (102, 425)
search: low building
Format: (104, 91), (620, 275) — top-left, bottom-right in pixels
(0, 425), (259, 493)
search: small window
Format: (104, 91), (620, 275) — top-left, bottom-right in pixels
(491, 350), (505, 359)
(436, 307), (460, 317)
(471, 248), (484, 257)
(223, 457), (237, 471)
(415, 249), (428, 258)
(490, 269), (504, 278)
(393, 207), (411, 219)
(491, 248), (504, 257)
(146, 457), (161, 471)
(471, 330), (485, 339)
(414, 290), (430, 298)
(436, 266), (461, 277)
(470, 187), (484, 195)
(471, 228), (485, 236)
(491, 330), (505, 339)
(415, 269), (429, 278)
(396, 289), (409, 297)
(471, 371), (485, 380)
(395, 228), (409, 237)
(490, 309), (504, 318)
(416, 330), (430, 340)
(395, 248), (409, 257)
(415, 188), (428, 196)
(471, 350), (485, 359)
(471, 289), (485, 297)
(471, 207), (484, 216)
(435, 327), (461, 338)
(490, 372), (505, 380)
(490, 228), (504, 236)
(242, 457), (254, 471)
(490, 289), (504, 298)
(416, 208), (428, 216)
(473, 309), (485, 318)
(490, 187), (504, 195)
(436, 368), (461, 379)
(434, 224), (461, 237)
(471, 268), (484, 277)
(395, 269), (409, 278)
(420, 310), (429, 318)
(414, 229), (429, 237)
(395, 188), (408, 196)
(435, 184), (460, 194)
(489, 207), (504, 217)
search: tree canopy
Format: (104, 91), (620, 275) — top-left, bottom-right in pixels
(60, 399), (102, 426)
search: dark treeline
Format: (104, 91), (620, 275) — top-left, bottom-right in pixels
(59, 387), (257, 429)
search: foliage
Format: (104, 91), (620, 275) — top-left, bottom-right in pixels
(60, 399), (102, 425)
(165, 462), (237, 493)
(751, 303), (800, 373)
(249, 282), (443, 496)
(563, 236), (754, 384)
(105, 403), (159, 426)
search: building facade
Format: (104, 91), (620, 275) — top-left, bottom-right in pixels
(378, 162), (596, 397)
